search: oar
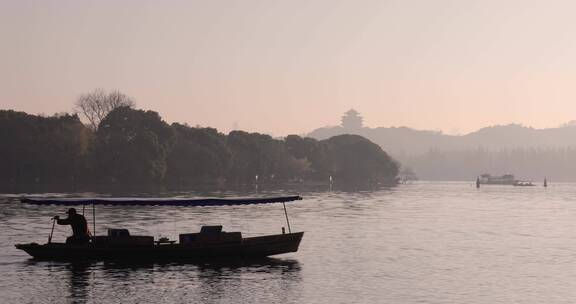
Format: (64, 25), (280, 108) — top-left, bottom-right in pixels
(48, 217), (56, 244)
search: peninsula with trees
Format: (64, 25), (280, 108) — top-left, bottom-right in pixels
(0, 90), (399, 192)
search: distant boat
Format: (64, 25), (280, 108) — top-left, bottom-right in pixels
(513, 181), (535, 187)
(478, 174), (517, 185)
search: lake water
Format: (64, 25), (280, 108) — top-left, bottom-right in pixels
(2, 182), (576, 304)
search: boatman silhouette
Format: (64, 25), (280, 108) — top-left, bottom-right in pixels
(54, 208), (91, 245)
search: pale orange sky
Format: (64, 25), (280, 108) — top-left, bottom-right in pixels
(2, 0), (576, 136)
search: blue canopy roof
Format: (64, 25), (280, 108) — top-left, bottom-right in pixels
(21, 196), (302, 207)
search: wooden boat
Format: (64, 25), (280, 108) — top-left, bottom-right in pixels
(15, 196), (304, 261)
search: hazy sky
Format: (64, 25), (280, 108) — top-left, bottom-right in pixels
(2, 0), (576, 136)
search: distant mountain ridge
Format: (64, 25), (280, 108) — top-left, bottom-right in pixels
(308, 123), (576, 159)
(307, 110), (576, 181)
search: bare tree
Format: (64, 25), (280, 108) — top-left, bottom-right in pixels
(75, 88), (135, 130)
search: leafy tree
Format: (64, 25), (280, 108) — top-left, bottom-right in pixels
(226, 131), (305, 184)
(0, 110), (92, 188)
(285, 135), (329, 179)
(226, 131), (268, 183)
(93, 107), (173, 185)
(166, 124), (231, 185)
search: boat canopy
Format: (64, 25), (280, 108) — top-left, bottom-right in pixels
(21, 196), (302, 207)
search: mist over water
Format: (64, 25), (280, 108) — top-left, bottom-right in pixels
(2, 182), (576, 303)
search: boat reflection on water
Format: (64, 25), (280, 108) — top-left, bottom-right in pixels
(22, 257), (302, 303)
(68, 261), (91, 301)
(99, 257), (302, 271)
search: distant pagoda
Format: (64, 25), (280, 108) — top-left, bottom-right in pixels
(341, 109), (363, 129)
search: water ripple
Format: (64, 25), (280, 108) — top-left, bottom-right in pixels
(2, 182), (576, 303)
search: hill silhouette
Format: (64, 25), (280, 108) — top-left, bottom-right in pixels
(308, 110), (576, 181)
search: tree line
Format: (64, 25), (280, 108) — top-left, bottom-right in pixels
(0, 103), (398, 192)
